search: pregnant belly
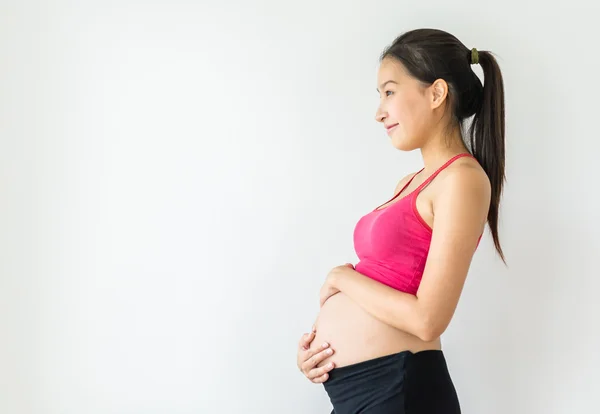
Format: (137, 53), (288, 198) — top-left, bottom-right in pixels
(312, 292), (441, 369)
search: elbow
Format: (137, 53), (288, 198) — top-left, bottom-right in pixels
(417, 327), (439, 343)
(417, 316), (446, 343)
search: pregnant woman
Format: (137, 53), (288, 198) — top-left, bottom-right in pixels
(296, 28), (506, 413)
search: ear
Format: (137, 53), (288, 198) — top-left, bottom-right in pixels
(429, 79), (449, 109)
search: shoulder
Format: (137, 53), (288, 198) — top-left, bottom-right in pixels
(443, 155), (489, 183)
(444, 157), (490, 197)
(434, 157), (491, 223)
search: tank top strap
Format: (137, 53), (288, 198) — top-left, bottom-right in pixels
(373, 168), (424, 211)
(398, 168), (424, 195)
(413, 152), (475, 193)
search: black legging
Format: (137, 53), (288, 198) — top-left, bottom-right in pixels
(323, 350), (461, 414)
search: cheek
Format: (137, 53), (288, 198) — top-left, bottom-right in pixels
(388, 94), (431, 150)
(398, 94), (430, 130)
(391, 96), (421, 133)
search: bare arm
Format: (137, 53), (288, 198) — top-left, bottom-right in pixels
(330, 166), (490, 341)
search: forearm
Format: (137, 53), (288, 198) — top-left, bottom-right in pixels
(333, 268), (431, 340)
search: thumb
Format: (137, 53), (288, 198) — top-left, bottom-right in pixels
(299, 331), (315, 350)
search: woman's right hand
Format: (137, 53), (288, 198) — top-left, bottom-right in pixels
(296, 327), (335, 383)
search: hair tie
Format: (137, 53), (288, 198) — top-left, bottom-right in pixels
(470, 48), (479, 65)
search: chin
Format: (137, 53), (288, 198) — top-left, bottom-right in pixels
(390, 135), (420, 152)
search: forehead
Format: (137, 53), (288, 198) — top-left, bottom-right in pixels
(377, 57), (409, 85)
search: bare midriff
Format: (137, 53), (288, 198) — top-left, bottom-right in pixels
(311, 292), (441, 369)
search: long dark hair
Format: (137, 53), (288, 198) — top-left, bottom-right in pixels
(381, 28), (506, 263)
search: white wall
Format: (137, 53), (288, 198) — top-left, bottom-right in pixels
(1, 1), (598, 413)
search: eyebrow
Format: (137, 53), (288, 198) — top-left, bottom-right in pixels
(376, 80), (398, 92)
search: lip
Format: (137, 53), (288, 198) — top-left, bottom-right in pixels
(386, 123), (399, 134)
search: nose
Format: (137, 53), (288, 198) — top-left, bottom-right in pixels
(375, 105), (386, 123)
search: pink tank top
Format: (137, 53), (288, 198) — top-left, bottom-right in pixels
(353, 153), (479, 295)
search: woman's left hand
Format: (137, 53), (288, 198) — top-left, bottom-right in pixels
(319, 263), (354, 307)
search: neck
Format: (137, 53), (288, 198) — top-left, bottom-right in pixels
(419, 127), (469, 174)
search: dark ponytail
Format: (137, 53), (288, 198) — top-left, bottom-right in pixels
(380, 29), (506, 263)
(467, 50), (506, 263)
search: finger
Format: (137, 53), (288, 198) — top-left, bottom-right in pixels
(298, 332), (312, 349)
(297, 339), (325, 371)
(302, 341), (330, 361)
(311, 372), (329, 383)
(298, 331), (316, 350)
(302, 345), (334, 373)
(308, 361), (335, 380)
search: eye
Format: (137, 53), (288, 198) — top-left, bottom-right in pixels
(385, 90), (394, 97)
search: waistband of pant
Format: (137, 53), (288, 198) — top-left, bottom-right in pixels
(325, 349), (445, 383)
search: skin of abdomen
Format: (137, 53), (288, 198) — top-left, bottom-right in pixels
(311, 292), (441, 369)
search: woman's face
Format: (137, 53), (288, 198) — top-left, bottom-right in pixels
(375, 57), (436, 151)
